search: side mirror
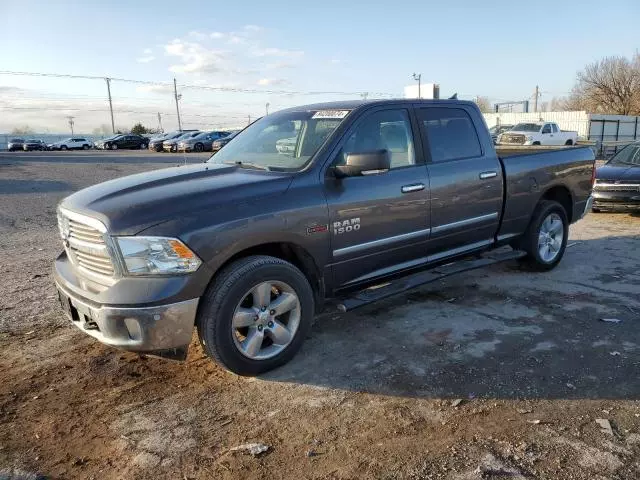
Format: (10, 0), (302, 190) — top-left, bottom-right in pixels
(334, 149), (391, 178)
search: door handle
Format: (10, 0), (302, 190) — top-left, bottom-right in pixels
(401, 183), (425, 193)
(479, 171), (497, 179)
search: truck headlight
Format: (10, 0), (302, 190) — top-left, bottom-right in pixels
(115, 236), (202, 275)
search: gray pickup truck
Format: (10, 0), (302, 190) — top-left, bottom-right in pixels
(54, 99), (595, 375)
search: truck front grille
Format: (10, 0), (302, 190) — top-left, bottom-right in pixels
(58, 210), (115, 278)
(594, 182), (640, 192)
(500, 134), (526, 145)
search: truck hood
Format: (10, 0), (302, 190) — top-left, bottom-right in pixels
(596, 164), (640, 182)
(60, 163), (294, 235)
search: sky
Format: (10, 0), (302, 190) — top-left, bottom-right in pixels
(1, 0), (638, 134)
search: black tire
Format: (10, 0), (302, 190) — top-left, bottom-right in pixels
(194, 143), (204, 152)
(565, 140), (573, 146)
(532, 141), (541, 146)
(111, 143), (118, 150)
(197, 255), (314, 376)
(83, 144), (89, 149)
(518, 200), (568, 271)
(141, 143), (148, 150)
(592, 207), (601, 213)
(60, 145), (68, 151)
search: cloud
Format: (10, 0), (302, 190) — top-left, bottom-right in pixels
(329, 57), (341, 65)
(165, 39), (228, 74)
(243, 25), (263, 32)
(210, 32), (225, 39)
(227, 35), (246, 45)
(136, 84), (174, 94)
(137, 56), (155, 63)
(188, 30), (209, 41)
(143, 48), (153, 55)
(253, 47), (304, 58)
(266, 61), (296, 70)
(257, 78), (288, 87)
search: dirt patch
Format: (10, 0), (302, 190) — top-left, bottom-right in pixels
(1, 160), (640, 479)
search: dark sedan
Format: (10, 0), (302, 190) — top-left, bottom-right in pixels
(103, 134), (149, 150)
(23, 139), (46, 151)
(592, 142), (640, 212)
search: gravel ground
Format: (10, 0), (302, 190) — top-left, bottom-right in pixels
(0, 152), (639, 479)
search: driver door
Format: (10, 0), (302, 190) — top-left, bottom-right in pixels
(324, 107), (430, 288)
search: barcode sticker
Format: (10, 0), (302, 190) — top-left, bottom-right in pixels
(312, 110), (350, 119)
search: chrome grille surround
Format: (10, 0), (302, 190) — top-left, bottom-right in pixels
(57, 208), (117, 281)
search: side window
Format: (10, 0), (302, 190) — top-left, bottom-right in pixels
(542, 124), (551, 134)
(338, 109), (416, 169)
(552, 124), (559, 133)
(417, 108), (481, 162)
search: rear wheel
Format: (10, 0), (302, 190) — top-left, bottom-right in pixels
(518, 200), (568, 271)
(60, 145), (68, 151)
(197, 255), (314, 376)
(565, 140), (573, 146)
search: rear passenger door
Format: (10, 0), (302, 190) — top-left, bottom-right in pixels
(415, 106), (503, 261)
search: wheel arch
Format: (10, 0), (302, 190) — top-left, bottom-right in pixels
(540, 185), (573, 223)
(211, 242), (325, 312)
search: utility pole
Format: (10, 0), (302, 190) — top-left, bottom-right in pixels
(67, 116), (75, 135)
(533, 85), (539, 113)
(412, 73), (421, 99)
(157, 112), (163, 133)
(265, 102), (270, 115)
(105, 78), (115, 134)
(361, 92), (368, 100)
(173, 78), (182, 131)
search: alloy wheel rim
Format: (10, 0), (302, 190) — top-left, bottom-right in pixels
(231, 280), (301, 360)
(538, 213), (563, 263)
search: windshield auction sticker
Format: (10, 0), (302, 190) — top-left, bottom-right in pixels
(312, 110), (350, 119)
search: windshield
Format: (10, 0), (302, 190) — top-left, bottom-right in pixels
(512, 123), (541, 132)
(608, 144), (640, 166)
(208, 110), (348, 171)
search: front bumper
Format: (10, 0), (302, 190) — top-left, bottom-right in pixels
(55, 280), (198, 359)
(593, 190), (640, 210)
(163, 144), (176, 152)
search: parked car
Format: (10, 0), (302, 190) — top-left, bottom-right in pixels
(488, 124), (513, 144)
(177, 131), (229, 152)
(211, 130), (240, 153)
(47, 138), (92, 151)
(163, 131), (201, 152)
(149, 130), (198, 152)
(592, 141), (640, 212)
(103, 134), (149, 150)
(53, 99), (594, 376)
(94, 135), (123, 150)
(497, 122), (578, 146)
(8, 138), (25, 151)
(22, 139), (46, 151)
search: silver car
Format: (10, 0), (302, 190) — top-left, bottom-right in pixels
(177, 131), (230, 152)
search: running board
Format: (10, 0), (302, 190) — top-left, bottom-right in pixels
(335, 250), (526, 312)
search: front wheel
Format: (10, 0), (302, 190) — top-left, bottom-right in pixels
(111, 143), (118, 150)
(141, 143), (148, 150)
(518, 200), (568, 271)
(60, 145), (67, 151)
(197, 255), (314, 376)
(83, 144), (90, 150)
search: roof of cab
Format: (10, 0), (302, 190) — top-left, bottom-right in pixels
(279, 98), (478, 113)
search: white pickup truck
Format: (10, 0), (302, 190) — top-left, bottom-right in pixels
(497, 122), (578, 146)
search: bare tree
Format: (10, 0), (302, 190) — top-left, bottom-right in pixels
(11, 125), (35, 135)
(473, 96), (492, 113)
(568, 53), (640, 115)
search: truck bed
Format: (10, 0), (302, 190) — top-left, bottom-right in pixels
(496, 145), (590, 157)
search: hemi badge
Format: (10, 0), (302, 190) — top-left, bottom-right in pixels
(306, 224), (328, 235)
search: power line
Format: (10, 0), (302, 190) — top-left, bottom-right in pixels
(0, 70), (397, 97)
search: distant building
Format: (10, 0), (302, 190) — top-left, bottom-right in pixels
(404, 83), (440, 100)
